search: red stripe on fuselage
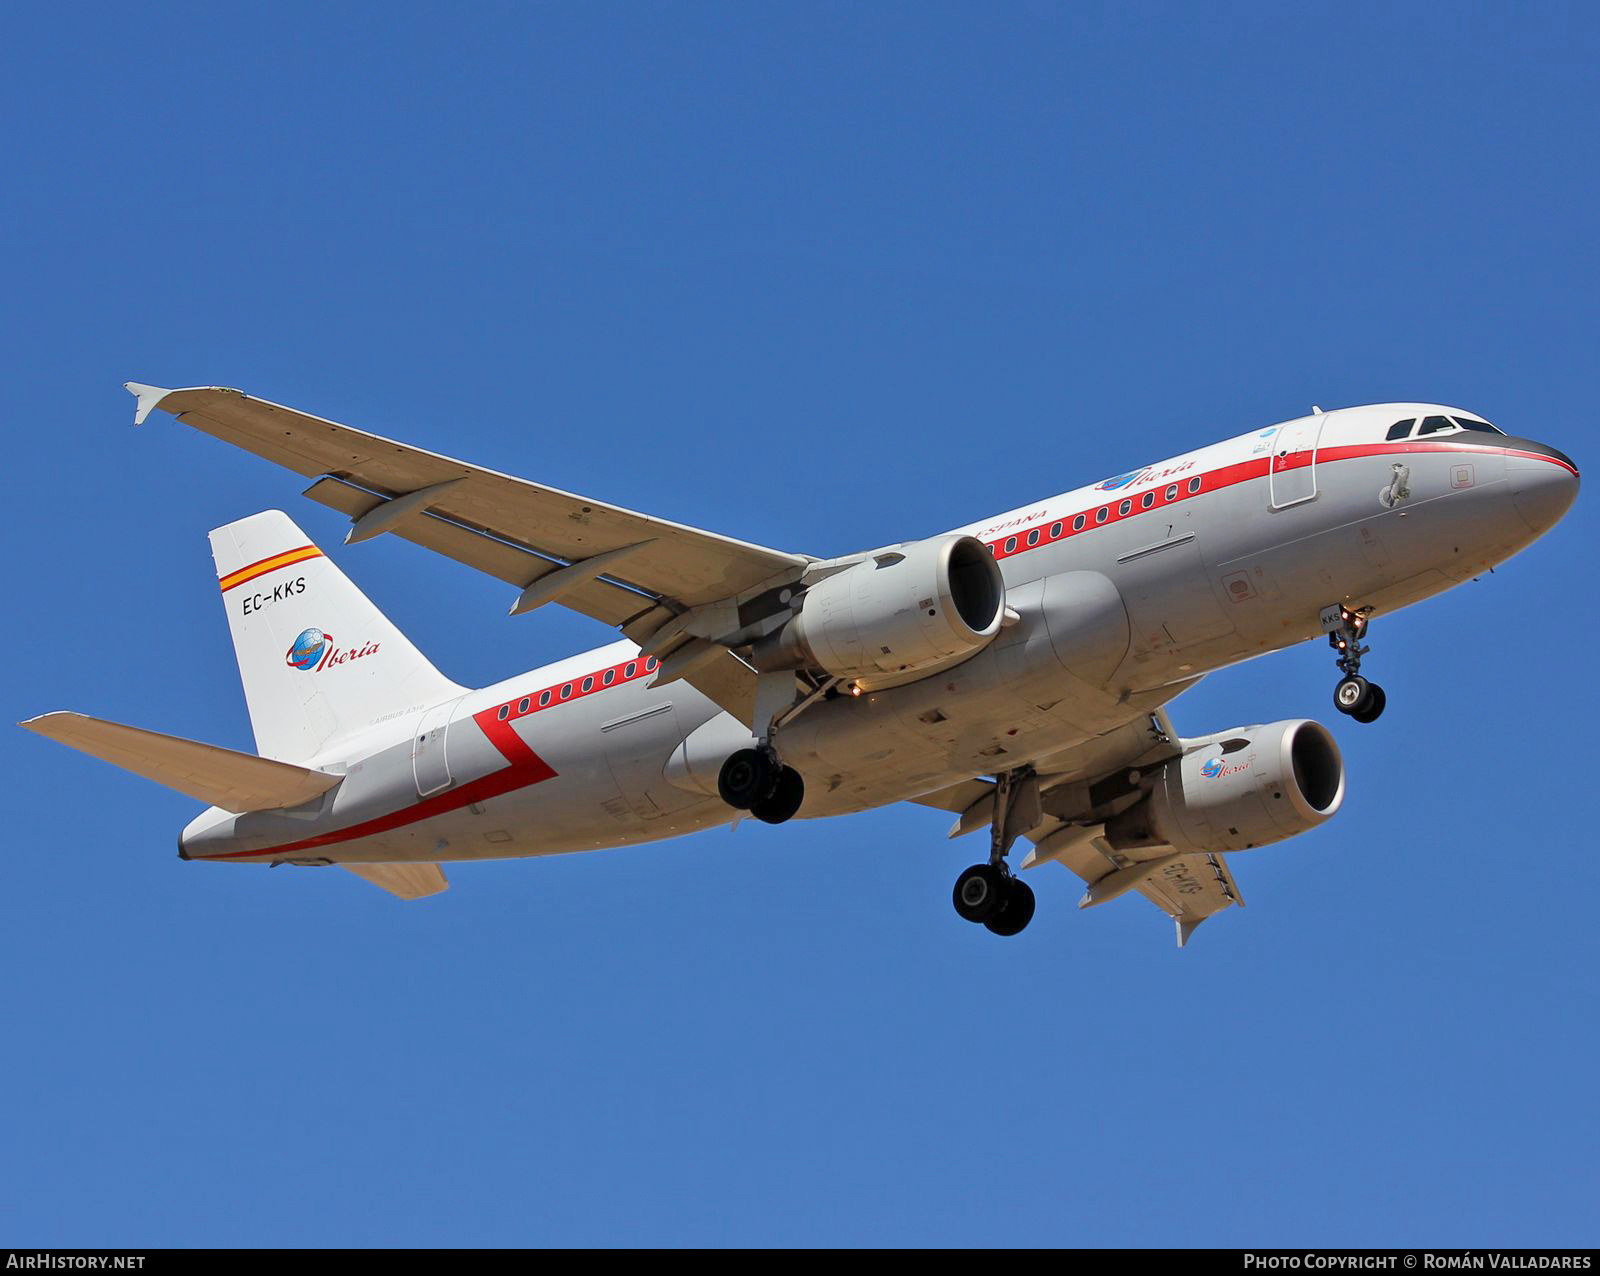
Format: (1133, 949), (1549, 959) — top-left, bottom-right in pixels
(190, 658), (669, 860)
(985, 439), (1551, 562)
(192, 750), (558, 860)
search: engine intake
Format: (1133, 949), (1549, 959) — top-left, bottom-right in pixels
(754, 533), (1005, 681)
(1105, 719), (1344, 854)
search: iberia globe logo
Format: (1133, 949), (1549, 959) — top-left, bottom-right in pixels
(1094, 468), (1147, 492)
(284, 628), (381, 673)
(286, 627), (330, 671)
(1200, 757), (1225, 779)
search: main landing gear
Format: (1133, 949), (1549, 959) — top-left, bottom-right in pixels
(952, 769), (1037, 937)
(953, 863), (1035, 936)
(718, 747), (805, 824)
(1322, 603), (1386, 724)
(717, 671), (820, 825)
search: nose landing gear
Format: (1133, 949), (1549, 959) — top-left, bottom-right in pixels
(952, 770), (1039, 936)
(1322, 604), (1386, 723)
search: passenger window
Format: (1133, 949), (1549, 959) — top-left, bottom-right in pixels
(539, 690), (551, 707)
(645, 657), (658, 672)
(518, 697), (530, 713)
(1026, 529), (1040, 546)
(624, 662), (637, 678)
(1165, 485), (1178, 501)
(561, 684), (572, 699)
(1141, 491), (1155, 508)
(603, 669), (615, 685)
(1072, 514), (1086, 531)
(1050, 521), (1062, 538)
(1118, 499), (1132, 516)
(1095, 507), (1108, 523)
(1004, 537), (1017, 553)
(582, 676), (594, 692)
(1418, 415), (1457, 436)
(1188, 477), (1202, 493)
(1453, 416), (1501, 434)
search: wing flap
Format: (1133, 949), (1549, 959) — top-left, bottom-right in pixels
(342, 862), (449, 899)
(302, 474), (654, 627)
(20, 712), (342, 813)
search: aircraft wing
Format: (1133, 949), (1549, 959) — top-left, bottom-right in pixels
(1130, 850), (1243, 946)
(921, 709), (1246, 946)
(127, 383), (811, 719)
(1026, 828), (1244, 948)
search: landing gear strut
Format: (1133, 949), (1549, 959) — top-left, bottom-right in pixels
(1322, 603), (1386, 723)
(952, 769), (1038, 936)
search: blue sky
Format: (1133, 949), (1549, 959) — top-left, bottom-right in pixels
(3, 2), (1596, 1247)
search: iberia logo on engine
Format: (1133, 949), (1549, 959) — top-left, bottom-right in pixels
(286, 627), (381, 673)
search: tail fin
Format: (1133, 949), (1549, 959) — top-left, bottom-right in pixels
(210, 510), (462, 763)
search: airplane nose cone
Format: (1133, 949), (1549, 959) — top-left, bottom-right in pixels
(1507, 444), (1579, 537)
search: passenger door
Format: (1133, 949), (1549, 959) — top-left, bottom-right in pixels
(1268, 414), (1325, 508)
(412, 696), (463, 797)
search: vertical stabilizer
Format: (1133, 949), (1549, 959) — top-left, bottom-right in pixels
(209, 510), (463, 763)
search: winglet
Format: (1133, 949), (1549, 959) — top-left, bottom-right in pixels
(124, 381), (173, 426)
(1176, 915), (1204, 948)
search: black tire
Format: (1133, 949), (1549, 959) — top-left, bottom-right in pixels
(985, 876), (1036, 936)
(1333, 675), (1371, 716)
(953, 863), (1006, 923)
(718, 749), (776, 810)
(751, 766), (805, 824)
(1351, 682), (1387, 724)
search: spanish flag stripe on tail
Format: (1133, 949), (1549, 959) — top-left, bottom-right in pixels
(219, 545), (323, 592)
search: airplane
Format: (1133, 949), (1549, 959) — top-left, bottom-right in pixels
(19, 385), (1579, 945)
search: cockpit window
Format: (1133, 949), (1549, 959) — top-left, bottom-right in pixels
(1386, 418), (1415, 441)
(1452, 416), (1502, 434)
(1418, 415), (1459, 436)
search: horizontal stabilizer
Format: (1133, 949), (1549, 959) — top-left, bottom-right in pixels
(19, 712), (342, 813)
(343, 862), (449, 899)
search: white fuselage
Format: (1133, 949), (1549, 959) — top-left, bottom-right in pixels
(180, 402), (1578, 867)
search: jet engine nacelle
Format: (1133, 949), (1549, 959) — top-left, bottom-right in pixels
(1104, 719), (1345, 854)
(754, 534), (1006, 681)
